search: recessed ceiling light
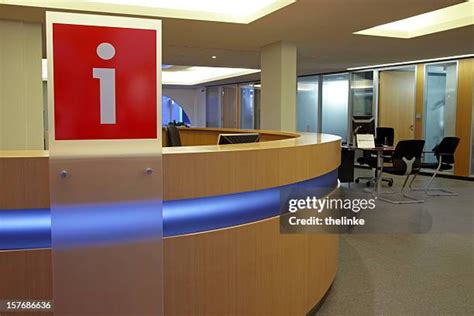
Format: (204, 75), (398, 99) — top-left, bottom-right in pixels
(211, 56), (217, 59)
(2, 0), (296, 24)
(354, 1), (474, 38)
(162, 66), (260, 85)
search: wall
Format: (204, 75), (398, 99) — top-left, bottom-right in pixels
(0, 19), (44, 150)
(454, 58), (474, 176)
(163, 87), (206, 127)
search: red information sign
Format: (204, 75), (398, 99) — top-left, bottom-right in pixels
(52, 24), (157, 140)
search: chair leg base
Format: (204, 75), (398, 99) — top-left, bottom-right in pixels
(411, 188), (458, 196)
(377, 192), (424, 204)
(381, 178), (394, 186)
(357, 177), (393, 187)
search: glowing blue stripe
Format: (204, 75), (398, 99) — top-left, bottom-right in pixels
(0, 209), (51, 250)
(0, 170), (337, 250)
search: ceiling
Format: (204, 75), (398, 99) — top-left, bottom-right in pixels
(1, 0), (473, 86)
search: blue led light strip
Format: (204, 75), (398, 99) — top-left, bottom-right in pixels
(0, 170), (337, 250)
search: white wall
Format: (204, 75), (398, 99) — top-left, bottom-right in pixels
(0, 20), (44, 150)
(163, 87), (206, 127)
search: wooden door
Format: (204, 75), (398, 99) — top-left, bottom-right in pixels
(221, 86), (238, 128)
(379, 70), (416, 145)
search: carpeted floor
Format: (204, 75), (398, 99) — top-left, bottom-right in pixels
(315, 169), (473, 315)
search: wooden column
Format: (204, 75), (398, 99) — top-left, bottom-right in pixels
(454, 58), (474, 176)
(414, 64), (425, 139)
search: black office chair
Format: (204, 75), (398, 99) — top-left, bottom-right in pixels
(355, 127), (394, 187)
(167, 125), (182, 147)
(409, 137), (460, 196)
(377, 139), (425, 204)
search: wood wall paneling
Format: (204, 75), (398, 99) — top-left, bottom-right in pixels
(0, 157), (49, 209)
(0, 218), (338, 316)
(0, 249), (53, 316)
(0, 20), (44, 150)
(454, 59), (474, 176)
(163, 217), (338, 316)
(414, 64), (425, 139)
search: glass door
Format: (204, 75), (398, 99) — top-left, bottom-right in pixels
(424, 62), (458, 163)
(378, 66), (416, 145)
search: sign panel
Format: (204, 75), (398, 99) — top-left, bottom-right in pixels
(47, 12), (162, 316)
(356, 133), (376, 149)
(53, 24), (157, 140)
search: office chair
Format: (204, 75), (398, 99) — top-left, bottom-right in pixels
(167, 125), (182, 147)
(377, 140), (425, 204)
(355, 127), (394, 187)
(409, 137), (460, 196)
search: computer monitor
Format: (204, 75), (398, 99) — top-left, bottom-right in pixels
(218, 133), (260, 145)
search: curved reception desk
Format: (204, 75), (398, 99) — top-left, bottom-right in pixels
(0, 128), (341, 315)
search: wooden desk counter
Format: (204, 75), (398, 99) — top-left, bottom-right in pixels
(0, 128), (341, 316)
(1, 129), (340, 204)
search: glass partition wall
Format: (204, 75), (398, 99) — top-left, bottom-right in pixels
(206, 83), (260, 129)
(424, 62), (458, 164)
(204, 59), (472, 177)
(351, 71), (375, 117)
(350, 71), (376, 145)
(240, 84), (260, 129)
(295, 74), (351, 140)
(296, 76), (319, 132)
(321, 74), (350, 141)
(206, 86), (221, 127)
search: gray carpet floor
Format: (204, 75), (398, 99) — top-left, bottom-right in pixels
(316, 169), (473, 316)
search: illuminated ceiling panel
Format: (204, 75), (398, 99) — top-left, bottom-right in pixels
(0, 0), (296, 23)
(354, 1), (474, 39)
(161, 66), (260, 85)
(41, 60), (260, 85)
